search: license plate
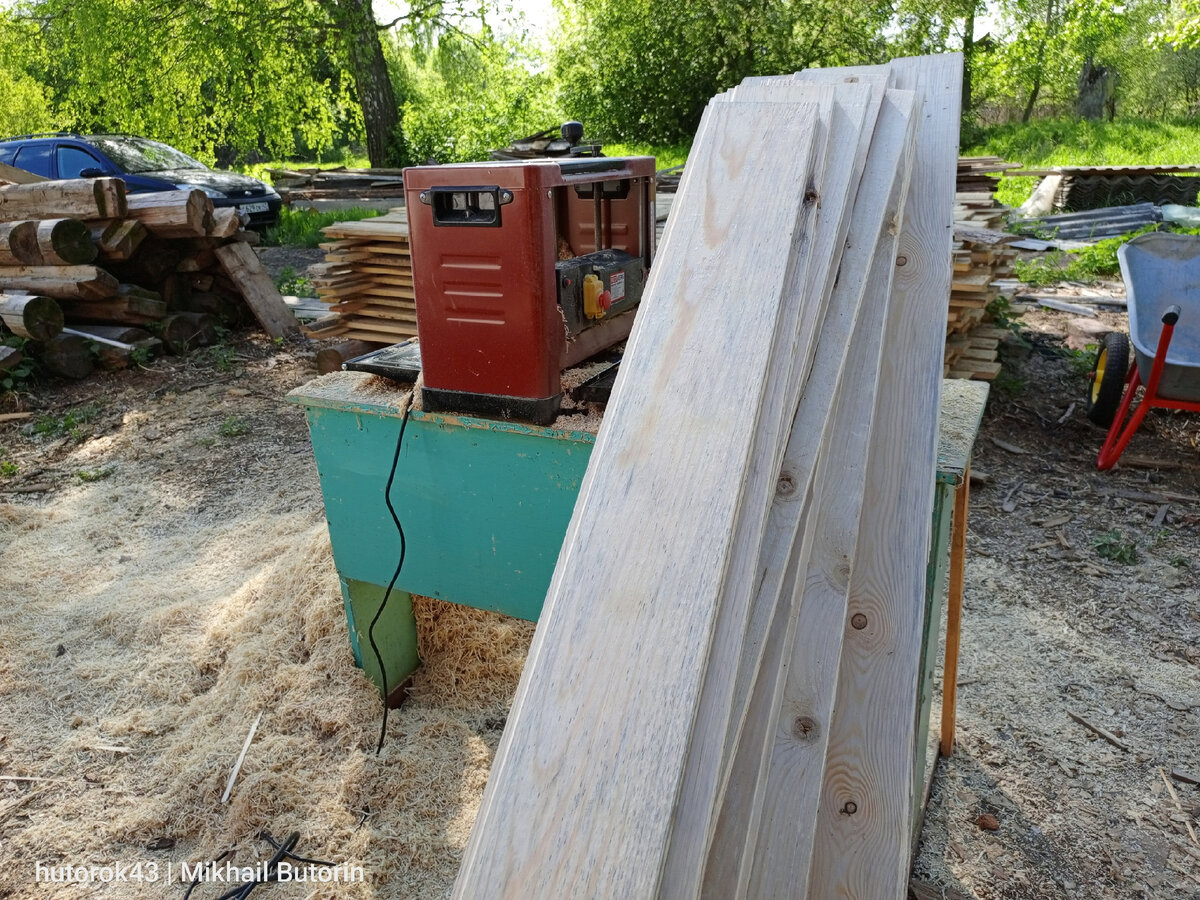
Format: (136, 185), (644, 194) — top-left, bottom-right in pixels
(239, 201), (269, 214)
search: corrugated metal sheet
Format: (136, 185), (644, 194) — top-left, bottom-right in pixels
(1010, 202), (1162, 241)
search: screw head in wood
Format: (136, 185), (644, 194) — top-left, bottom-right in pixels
(842, 801), (858, 815)
(896, 255), (908, 266)
(851, 613), (868, 630)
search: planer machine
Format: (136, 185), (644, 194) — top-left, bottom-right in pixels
(391, 155), (657, 425)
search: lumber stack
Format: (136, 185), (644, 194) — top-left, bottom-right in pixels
(0, 177), (297, 379)
(305, 209), (414, 343)
(945, 225), (1016, 380)
(455, 53), (961, 899)
(267, 166), (406, 202)
(954, 156), (1018, 227)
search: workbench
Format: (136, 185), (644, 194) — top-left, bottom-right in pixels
(289, 374), (989, 761)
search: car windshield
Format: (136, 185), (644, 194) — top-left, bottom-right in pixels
(84, 137), (205, 173)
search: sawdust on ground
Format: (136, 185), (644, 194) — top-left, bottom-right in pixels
(0, 295), (1197, 899)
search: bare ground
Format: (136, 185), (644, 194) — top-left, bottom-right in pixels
(0, 293), (1196, 898)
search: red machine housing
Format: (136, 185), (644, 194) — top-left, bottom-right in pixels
(403, 157), (656, 424)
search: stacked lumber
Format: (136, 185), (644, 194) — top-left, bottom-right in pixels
(305, 209), (414, 343)
(945, 225), (1017, 380)
(954, 156), (1018, 227)
(0, 177), (297, 379)
(455, 53), (960, 899)
(267, 167), (405, 202)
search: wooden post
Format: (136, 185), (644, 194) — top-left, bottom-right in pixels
(940, 470), (970, 757)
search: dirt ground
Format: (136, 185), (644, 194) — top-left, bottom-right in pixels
(0, 268), (1197, 897)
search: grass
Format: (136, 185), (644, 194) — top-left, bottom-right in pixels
(218, 416), (249, 438)
(28, 402), (103, 441)
(0, 458), (16, 477)
(75, 466), (114, 483)
(263, 206), (382, 248)
(274, 266), (313, 297)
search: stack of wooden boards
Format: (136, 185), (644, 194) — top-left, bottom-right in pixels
(454, 53), (960, 900)
(266, 167), (405, 202)
(954, 156), (1018, 227)
(945, 225), (1017, 380)
(305, 209), (414, 344)
(0, 177), (297, 379)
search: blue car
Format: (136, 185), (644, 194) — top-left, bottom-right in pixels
(0, 133), (283, 228)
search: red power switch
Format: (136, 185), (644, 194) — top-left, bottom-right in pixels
(598, 290), (612, 312)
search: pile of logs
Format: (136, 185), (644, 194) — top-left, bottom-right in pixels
(0, 177), (297, 381)
(455, 54), (960, 899)
(945, 225), (1017, 380)
(304, 209), (413, 345)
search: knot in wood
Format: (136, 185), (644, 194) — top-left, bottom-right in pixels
(841, 801), (858, 816)
(792, 716), (819, 741)
(850, 613), (868, 630)
(776, 472), (797, 497)
(803, 189), (819, 206)
(895, 255), (908, 267)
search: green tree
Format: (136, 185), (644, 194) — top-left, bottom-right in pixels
(553, 0), (891, 145)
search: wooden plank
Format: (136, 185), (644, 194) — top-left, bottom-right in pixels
(808, 52), (962, 900)
(0, 161), (46, 184)
(455, 97), (825, 900)
(695, 76), (889, 898)
(214, 242), (299, 338)
(727, 88), (919, 900)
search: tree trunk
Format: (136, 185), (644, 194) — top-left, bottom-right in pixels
(962, 1), (977, 115)
(329, 0), (404, 167)
(1022, 0), (1055, 123)
(1077, 57), (1113, 120)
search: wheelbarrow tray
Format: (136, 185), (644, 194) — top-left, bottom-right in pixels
(1118, 232), (1200, 402)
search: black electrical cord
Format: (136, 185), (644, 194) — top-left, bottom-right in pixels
(184, 831), (340, 899)
(368, 399), (413, 755)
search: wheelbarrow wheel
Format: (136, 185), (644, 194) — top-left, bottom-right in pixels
(1086, 332), (1130, 427)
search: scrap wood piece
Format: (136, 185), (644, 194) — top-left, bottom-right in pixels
(807, 52), (962, 900)
(0, 346), (23, 371)
(456, 95), (829, 900)
(1171, 768), (1200, 786)
(1159, 767), (1199, 846)
(0, 177), (127, 221)
(1067, 710), (1129, 751)
(90, 219), (148, 261)
(221, 711), (263, 804)
(214, 242), (299, 339)
(0, 411), (33, 422)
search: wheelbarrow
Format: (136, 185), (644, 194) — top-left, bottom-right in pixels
(1086, 232), (1200, 470)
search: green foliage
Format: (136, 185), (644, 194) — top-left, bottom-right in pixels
(28, 402), (102, 441)
(219, 415), (249, 438)
(274, 266), (314, 296)
(553, 0), (891, 145)
(0, 336), (36, 392)
(263, 206), (380, 248)
(74, 466), (114, 482)
(393, 31), (565, 164)
(0, 459), (17, 477)
(1013, 225), (1159, 285)
(1094, 528), (1138, 564)
(605, 142), (690, 169)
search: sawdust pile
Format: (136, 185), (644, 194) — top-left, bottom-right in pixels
(0, 457), (532, 898)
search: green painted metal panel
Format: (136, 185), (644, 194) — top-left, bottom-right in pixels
(912, 481), (955, 835)
(340, 577), (419, 695)
(301, 402), (593, 623)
